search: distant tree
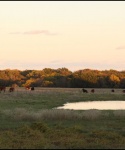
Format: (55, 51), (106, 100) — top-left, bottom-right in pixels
(42, 80), (53, 87)
(120, 78), (125, 88)
(108, 74), (120, 88)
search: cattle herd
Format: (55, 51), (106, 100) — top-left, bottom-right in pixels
(0, 86), (15, 92)
(0, 86), (125, 93)
(82, 88), (95, 93)
(82, 88), (125, 93)
(25, 86), (35, 91)
(0, 86), (35, 93)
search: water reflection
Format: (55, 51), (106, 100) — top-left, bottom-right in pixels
(56, 101), (125, 110)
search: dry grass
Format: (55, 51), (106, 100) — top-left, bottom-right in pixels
(113, 110), (125, 118)
(81, 109), (102, 120)
(2, 108), (80, 121)
(1, 108), (115, 121)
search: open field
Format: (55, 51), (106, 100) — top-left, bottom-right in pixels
(1, 87), (125, 148)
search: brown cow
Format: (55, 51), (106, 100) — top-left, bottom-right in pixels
(9, 87), (15, 92)
(25, 86), (35, 91)
(0, 86), (6, 92)
(123, 90), (125, 93)
(25, 86), (31, 90)
(91, 89), (95, 93)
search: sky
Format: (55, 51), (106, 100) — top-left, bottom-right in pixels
(0, 1), (125, 72)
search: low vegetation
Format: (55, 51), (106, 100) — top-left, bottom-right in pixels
(0, 88), (125, 149)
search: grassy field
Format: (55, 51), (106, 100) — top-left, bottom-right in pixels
(0, 87), (125, 149)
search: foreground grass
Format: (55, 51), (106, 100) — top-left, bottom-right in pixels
(0, 88), (125, 148)
(1, 112), (125, 149)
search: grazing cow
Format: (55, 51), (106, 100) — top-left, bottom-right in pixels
(123, 90), (125, 93)
(111, 89), (115, 92)
(82, 88), (88, 93)
(30, 87), (34, 91)
(25, 86), (31, 90)
(9, 87), (15, 92)
(0, 86), (6, 92)
(91, 89), (95, 93)
(25, 86), (34, 91)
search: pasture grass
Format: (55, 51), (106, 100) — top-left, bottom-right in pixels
(0, 88), (125, 148)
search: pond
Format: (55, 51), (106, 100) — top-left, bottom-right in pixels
(56, 101), (125, 110)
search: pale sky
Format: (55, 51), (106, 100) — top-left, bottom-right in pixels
(0, 1), (125, 72)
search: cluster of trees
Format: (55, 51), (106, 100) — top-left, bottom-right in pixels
(0, 68), (125, 88)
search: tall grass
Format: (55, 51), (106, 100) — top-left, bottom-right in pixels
(2, 107), (125, 122)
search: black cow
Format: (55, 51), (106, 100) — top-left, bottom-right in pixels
(30, 87), (35, 91)
(111, 89), (115, 92)
(82, 88), (88, 93)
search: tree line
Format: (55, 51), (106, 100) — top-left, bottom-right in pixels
(0, 68), (125, 88)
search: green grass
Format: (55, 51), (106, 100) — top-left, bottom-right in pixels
(0, 87), (125, 148)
